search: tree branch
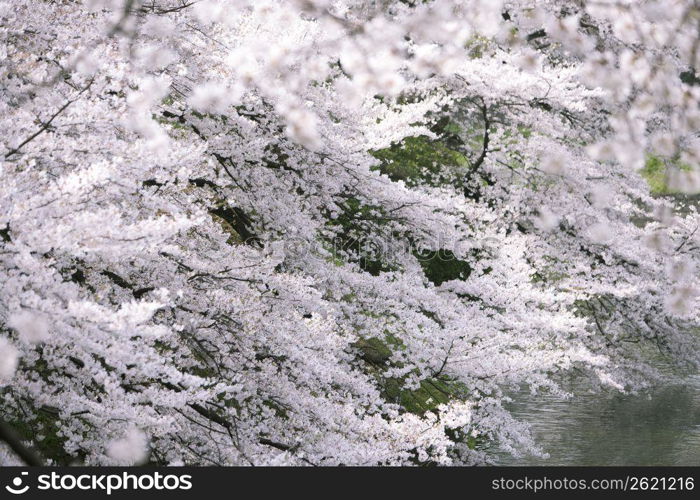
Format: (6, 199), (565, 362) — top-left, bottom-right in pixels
(5, 79), (94, 159)
(0, 420), (44, 466)
(469, 101), (490, 174)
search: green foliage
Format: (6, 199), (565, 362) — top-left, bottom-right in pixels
(9, 409), (73, 464)
(384, 377), (464, 416)
(326, 197), (397, 275)
(531, 256), (568, 284)
(417, 249), (472, 285)
(371, 136), (468, 186)
(353, 336), (469, 418)
(354, 337), (393, 365)
(465, 35), (492, 59)
(641, 154), (671, 195)
(640, 154), (692, 195)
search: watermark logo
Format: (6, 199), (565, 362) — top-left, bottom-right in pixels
(5, 471), (29, 495)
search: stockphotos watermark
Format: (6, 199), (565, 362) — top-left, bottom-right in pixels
(4, 470), (192, 495)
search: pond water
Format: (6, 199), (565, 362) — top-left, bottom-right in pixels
(491, 196), (700, 465)
(495, 376), (700, 466)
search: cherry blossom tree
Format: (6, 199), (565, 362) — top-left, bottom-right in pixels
(0, 0), (698, 465)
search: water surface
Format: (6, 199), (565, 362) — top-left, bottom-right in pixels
(496, 376), (700, 465)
